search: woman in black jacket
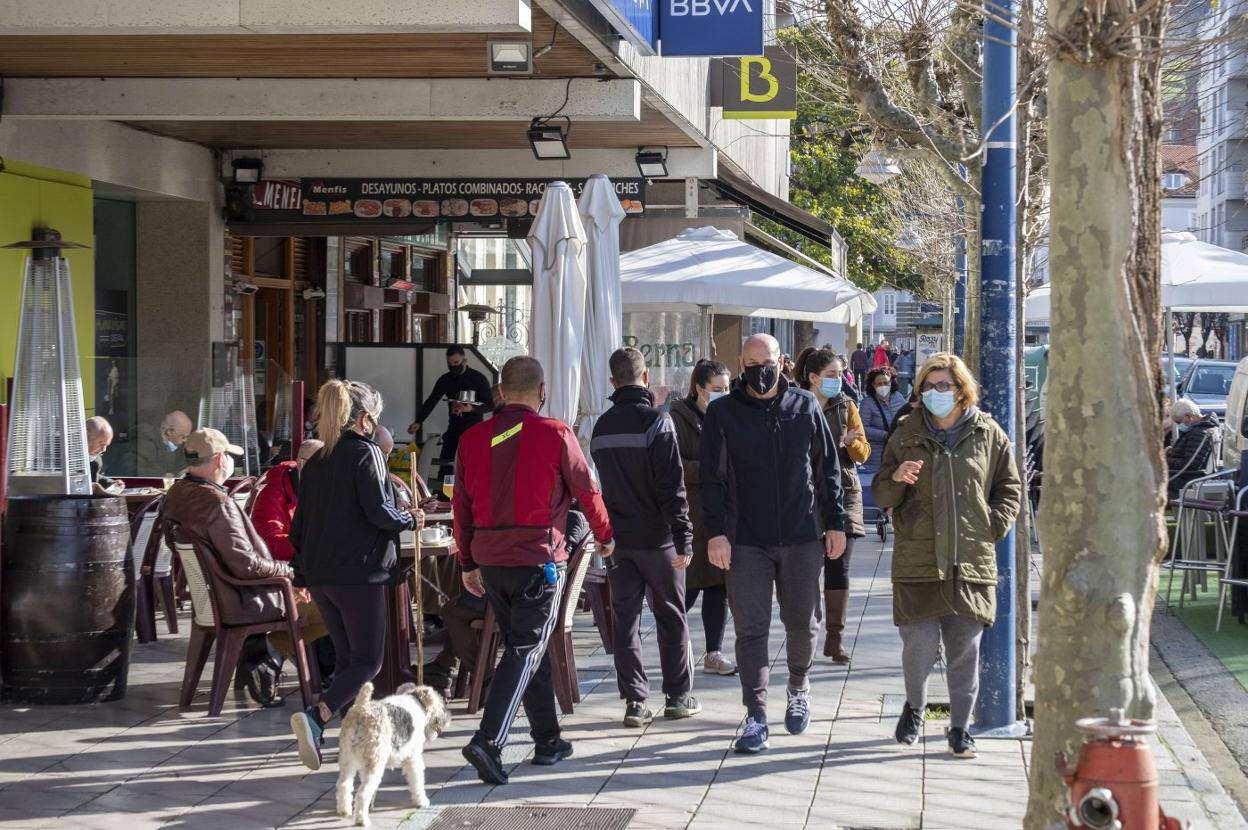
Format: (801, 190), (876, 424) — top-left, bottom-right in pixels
(288, 379), (418, 771)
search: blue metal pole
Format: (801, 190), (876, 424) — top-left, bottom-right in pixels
(954, 202), (967, 356)
(975, 0), (1019, 732)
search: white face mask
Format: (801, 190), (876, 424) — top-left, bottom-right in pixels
(163, 439), (179, 452)
(222, 453), (236, 481)
(875, 385), (891, 398)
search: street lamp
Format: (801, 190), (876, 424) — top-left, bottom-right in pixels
(854, 149), (902, 185)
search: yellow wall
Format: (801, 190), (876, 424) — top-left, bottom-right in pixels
(0, 161), (95, 412)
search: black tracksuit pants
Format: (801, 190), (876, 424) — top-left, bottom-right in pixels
(607, 545), (692, 703)
(476, 564), (565, 749)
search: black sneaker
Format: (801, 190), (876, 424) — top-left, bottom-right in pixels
(623, 700), (654, 728)
(246, 658), (285, 708)
(894, 701), (923, 745)
(664, 693), (702, 719)
(948, 727), (977, 758)
(462, 735), (509, 785)
(531, 737), (574, 766)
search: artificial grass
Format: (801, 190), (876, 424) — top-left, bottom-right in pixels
(1158, 571), (1248, 693)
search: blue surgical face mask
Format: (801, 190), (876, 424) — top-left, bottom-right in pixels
(707, 391), (728, 404)
(820, 378), (842, 398)
(923, 389), (957, 418)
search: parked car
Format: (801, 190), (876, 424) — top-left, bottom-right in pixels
(1221, 358), (1248, 469)
(1177, 359), (1235, 418)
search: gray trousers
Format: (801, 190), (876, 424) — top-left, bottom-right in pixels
(725, 540), (824, 718)
(899, 615), (984, 730)
(607, 545), (692, 703)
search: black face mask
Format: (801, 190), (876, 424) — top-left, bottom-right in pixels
(449, 364), (466, 376)
(743, 363), (779, 396)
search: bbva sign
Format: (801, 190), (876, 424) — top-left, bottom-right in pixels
(660, 0), (763, 56)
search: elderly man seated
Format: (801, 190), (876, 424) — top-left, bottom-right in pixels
(86, 416), (124, 495)
(139, 409), (193, 476)
(162, 428), (328, 706)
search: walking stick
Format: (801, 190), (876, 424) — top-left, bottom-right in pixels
(411, 447), (423, 685)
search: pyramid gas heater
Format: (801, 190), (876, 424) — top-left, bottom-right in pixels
(4, 229), (92, 496)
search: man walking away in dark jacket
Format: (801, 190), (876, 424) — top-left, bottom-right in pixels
(453, 356), (615, 785)
(850, 342), (870, 382)
(591, 347), (701, 728)
(702, 334), (848, 754)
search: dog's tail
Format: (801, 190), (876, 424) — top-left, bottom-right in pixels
(353, 682), (375, 709)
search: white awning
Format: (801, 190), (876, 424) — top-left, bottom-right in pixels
(620, 226), (877, 324)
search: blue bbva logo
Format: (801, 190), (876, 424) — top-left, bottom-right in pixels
(668, 0), (754, 15)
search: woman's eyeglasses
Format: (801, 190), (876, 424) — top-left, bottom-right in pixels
(921, 381), (957, 393)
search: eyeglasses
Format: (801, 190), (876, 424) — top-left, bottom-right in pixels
(921, 380), (957, 393)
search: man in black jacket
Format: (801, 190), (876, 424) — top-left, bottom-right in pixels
(408, 346), (493, 477)
(591, 347), (700, 728)
(702, 334), (847, 754)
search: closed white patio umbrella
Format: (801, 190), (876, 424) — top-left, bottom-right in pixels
(621, 226), (877, 323)
(528, 181), (589, 427)
(577, 174), (627, 443)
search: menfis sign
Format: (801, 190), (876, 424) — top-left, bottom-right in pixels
(660, 0), (762, 56)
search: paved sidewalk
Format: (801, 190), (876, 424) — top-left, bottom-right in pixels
(0, 537), (1241, 829)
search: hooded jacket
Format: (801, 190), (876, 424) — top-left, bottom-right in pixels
(872, 408), (1022, 586)
(590, 386), (693, 554)
(251, 461), (298, 562)
(701, 376), (847, 547)
(290, 430), (415, 587)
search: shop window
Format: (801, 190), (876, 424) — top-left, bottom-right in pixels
(344, 239), (374, 284)
(410, 255), (435, 292)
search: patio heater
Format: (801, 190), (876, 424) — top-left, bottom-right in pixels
(460, 303), (502, 346)
(3, 229), (92, 496)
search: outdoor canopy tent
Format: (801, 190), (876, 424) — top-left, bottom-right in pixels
(1027, 230), (1248, 324)
(620, 226), (877, 324)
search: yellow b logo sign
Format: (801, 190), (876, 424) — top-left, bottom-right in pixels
(740, 57), (779, 103)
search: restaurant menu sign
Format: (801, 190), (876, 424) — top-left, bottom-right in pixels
(297, 178), (646, 221)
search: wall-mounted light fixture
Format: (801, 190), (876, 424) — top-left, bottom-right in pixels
(231, 157), (264, 184)
(487, 40), (533, 74)
(527, 118), (571, 161)
(635, 147), (669, 178)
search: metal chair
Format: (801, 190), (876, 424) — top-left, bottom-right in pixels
(167, 522), (316, 717)
(1215, 486), (1248, 631)
(1163, 467), (1237, 610)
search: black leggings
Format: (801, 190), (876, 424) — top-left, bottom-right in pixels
(824, 536), (857, 591)
(310, 584), (387, 718)
(685, 583), (728, 653)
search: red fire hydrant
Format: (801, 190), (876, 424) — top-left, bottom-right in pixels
(1056, 708), (1186, 830)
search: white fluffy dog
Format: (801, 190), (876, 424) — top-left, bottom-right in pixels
(336, 682), (451, 826)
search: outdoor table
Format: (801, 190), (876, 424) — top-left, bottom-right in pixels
(374, 530), (457, 696)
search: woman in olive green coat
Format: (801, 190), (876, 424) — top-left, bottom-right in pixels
(669, 359), (737, 676)
(872, 352), (1021, 760)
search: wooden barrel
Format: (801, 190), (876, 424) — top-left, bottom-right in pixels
(1, 495), (134, 704)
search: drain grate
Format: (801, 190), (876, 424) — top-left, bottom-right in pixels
(425, 806), (635, 830)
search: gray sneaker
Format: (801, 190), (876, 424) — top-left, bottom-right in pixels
(664, 693), (702, 719)
(623, 700), (654, 728)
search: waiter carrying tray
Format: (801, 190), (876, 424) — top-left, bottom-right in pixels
(408, 345), (493, 475)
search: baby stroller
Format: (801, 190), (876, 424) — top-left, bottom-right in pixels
(859, 470), (890, 542)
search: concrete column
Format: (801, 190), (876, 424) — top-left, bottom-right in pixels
(135, 200), (224, 441)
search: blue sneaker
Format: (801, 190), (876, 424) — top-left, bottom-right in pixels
(734, 715), (770, 754)
(290, 709), (324, 771)
(784, 689), (811, 735)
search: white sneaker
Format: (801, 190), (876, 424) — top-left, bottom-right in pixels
(703, 652), (738, 675)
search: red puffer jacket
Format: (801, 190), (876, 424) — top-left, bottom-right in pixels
(251, 462), (299, 562)
(453, 404), (612, 571)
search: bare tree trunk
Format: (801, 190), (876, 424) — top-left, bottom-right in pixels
(1025, 0), (1167, 824)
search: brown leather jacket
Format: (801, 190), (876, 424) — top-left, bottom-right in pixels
(162, 476), (293, 624)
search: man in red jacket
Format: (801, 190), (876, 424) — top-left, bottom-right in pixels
(453, 356), (615, 785)
(251, 439), (323, 561)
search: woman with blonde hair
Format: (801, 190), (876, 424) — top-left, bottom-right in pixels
(872, 353), (1021, 759)
(287, 379), (419, 771)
